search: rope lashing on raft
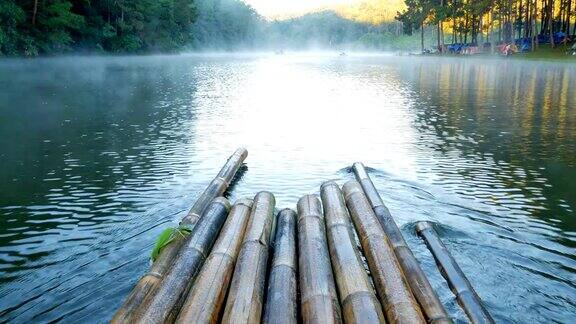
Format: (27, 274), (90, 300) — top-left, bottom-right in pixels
(151, 225), (193, 261)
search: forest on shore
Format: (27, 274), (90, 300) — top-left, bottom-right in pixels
(1, 0), (574, 56)
(397, 0), (576, 50)
(0, 0), (426, 56)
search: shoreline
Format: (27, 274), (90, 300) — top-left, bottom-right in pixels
(416, 44), (576, 62)
(0, 48), (574, 64)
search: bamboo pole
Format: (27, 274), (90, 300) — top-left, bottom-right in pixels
(342, 181), (425, 324)
(112, 148), (247, 323)
(134, 197), (231, 324)
(415, 222), (495, 324)
(297, 194), (342, 324)
(352, 162), (452, 324)
(222, 191), (276, 324)
(263, 208), (298, 324)
(175, 198), (253, 324)
(320, 181), (385, 324)
(182, 148), (248, 224)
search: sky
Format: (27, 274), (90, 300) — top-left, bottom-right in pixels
(244, 0), (356, 18)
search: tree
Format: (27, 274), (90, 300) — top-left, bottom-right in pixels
(36, 1), (85, 52)
(397, 0), (576, 51)
(0, 1), (28, 55)
(396, 0), (433, 52)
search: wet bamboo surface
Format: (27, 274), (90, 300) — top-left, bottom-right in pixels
(352, 162), (452, 324)
(175, 199), (253, 324)
(114, 160), (498, 324)
(222, 192), (276, 324)
(112, 148), (247, 324)
(416, 222), (495, 324)
(320, 181), (385, 324)
(343, 180), (425, 324)
(134, 198), (231, 323)
(297, 194), (342, 324)
(263, 209), (298, 324)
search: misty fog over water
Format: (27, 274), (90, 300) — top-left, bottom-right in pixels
(0, 53), (575, 322)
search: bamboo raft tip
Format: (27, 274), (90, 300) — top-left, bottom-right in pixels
(296, 194), (321, 211)
(415, 221), (434, 233)
(320, 180), (339, 190)
(254, 191), (276, 206)
(342, 180), (363, 197)
(352, 162), (369, 179)
(297, 194), (320, 203)
(234, 147), (249, 156)
(213, 197), (232, 211)
(279, 208), (296, 215)
(235, 198), (254, 208)
(255, 190), (274, 197)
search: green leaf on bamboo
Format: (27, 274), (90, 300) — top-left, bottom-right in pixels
(151, 226), (193, 261)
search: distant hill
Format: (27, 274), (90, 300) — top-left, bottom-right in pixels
(266, 0), (406, 25)
(335, 0), (406, 25)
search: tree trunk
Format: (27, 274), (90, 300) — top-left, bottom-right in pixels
(550, 0), (556, 47)
(32, 0), (38, 26)
(566, 0), (572, 33)
(573, 0), (576, 36)
(524, 0), (532, 38)
(499, 19), (502, 42)
(490, 12), (495, 52)
(479, 17), (484, 44)
(440, 21), (445, 45)
(558, 0), (567, 32)
(541, 0), (547, 32)
(532, 0), (538, 50)
(472, 15), (477, 45)
(464, 15), (469, 44)
(440, 0), (444, 48)
(506, 0), (514, 42)
(437, 23), (441, 48)
(519, 0), (524, 38)
(452, 20), (456, 44)
(573, 1), (576, 36)
(421, 23), (425, 52)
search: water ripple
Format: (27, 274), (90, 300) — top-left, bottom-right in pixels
(0, 54), (574, 322)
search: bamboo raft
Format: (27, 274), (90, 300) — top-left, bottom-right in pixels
(113, 148), (494, 324)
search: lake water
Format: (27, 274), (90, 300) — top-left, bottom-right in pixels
(0, 53), (574, 322)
